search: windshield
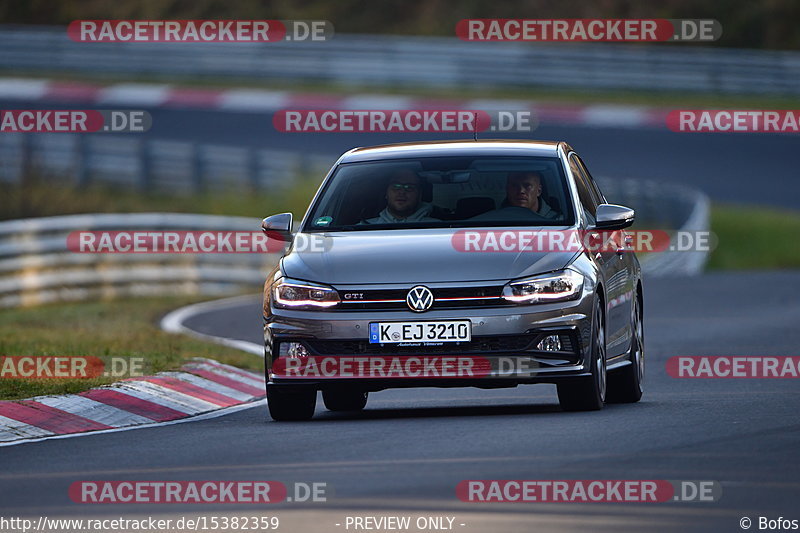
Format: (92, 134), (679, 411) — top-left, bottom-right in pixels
(303, 156), (575, 231)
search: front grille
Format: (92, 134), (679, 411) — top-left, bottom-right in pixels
(337, 285), (511, 311)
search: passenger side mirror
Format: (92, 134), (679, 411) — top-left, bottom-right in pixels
(595, 204), (635, 230)
(261, 213), (293, 242)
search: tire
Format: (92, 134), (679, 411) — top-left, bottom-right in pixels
(557, 297), (606, 411)
(323, 390), (368, 412)
(607, 292), (644, 403)
(267, 388), (317, 421)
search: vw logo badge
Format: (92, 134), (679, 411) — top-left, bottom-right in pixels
(406, 286), (433, 312)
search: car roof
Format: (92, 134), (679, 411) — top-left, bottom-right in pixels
(338, 139), (572, 163)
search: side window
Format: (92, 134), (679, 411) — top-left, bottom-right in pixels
(568, 154), (599, 222)
(575, 156), (606, 204)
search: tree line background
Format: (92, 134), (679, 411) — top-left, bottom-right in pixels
(1, 0), (798, 50)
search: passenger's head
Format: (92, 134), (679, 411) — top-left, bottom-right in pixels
(506, 171), (543, 211)
(385, 169), (422, 217)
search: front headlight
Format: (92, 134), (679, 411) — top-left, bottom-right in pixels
(272, 277), (340, 309)
(501, 269), (584, 304)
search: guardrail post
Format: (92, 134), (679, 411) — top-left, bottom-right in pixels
(19, 133), (32, 184)
(17, 134), (33, 216)
(295, 154), (306, 183)
(192, 142), (205, 192)
(139, 139), (152, 192)
(77, 135), (91, 187)
(249, 148), (260, 191)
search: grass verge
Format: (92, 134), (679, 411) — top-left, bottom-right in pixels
(708, 205), (800, 270)
(0, 296), (263, 401)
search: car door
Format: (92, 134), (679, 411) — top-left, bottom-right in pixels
(569, 153), (628, 358)
(577, 155), (637, 357)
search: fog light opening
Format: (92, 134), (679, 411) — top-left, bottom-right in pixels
(537, 335), (562, 352)
(279, 342), (310, 358)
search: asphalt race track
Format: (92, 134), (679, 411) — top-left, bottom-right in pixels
(1, 271), (799, 532)
(1, 98), (798, 532)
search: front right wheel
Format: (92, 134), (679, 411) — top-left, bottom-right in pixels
(557, 297), (606, 411)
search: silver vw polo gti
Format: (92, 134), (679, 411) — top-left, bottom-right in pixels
(262, 140), (644, 421)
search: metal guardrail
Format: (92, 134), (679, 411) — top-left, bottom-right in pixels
(0, 180), (710, 309)
(0, 133), (334, 191)
(600, 178), (710, 276)
(0, 213), (281, 308)
(1, 26), (798, 95)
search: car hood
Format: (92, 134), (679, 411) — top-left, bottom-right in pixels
(281, 228), (580, 285)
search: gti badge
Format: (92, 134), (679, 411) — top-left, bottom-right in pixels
(406, 286), (434, 312)
(343, 292), (365, 300)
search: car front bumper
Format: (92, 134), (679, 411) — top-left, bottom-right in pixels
(264, 287), (597, 392)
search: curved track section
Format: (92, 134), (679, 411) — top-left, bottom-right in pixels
(2, 272), (799, 533)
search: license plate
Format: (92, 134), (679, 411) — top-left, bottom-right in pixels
(369, 321), (471, 344)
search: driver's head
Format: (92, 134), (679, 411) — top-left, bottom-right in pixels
(385, 169), (422, 217)
(506, 171), (543, 211)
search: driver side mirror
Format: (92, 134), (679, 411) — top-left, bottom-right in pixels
(595, 204), (635, 230)
(261, 213), (293, 242)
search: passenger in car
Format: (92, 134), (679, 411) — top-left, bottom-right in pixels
(363, 169), (440, 224)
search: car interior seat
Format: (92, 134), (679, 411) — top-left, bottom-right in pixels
(455, 197), (496, 219)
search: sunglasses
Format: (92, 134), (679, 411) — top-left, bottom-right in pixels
(389, 183), (419, 192)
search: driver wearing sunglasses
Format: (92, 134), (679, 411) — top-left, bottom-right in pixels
(364, 169), (439, 224)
